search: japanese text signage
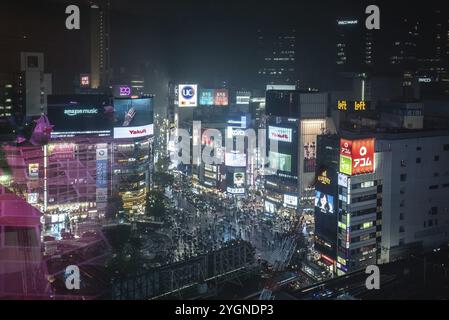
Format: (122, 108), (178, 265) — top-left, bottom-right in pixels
(339, 138), (375, 175)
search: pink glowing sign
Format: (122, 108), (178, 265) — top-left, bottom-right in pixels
(119, 86), (131, 96)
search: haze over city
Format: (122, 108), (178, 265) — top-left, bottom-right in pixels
(1, 0), (449, 310)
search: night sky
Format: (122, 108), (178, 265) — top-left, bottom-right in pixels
(0, 0), (439, 95)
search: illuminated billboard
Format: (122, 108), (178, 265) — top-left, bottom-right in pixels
(233, 172), (245, 187)
(268, 126), (292, 143)
(236, 91), (251, 105)
(315, 191), (334, 214)
(225, 169), (246, 194)
(96, 144), (108, 205)
(227, 127), (245, 139)
(339, 138), (375, 175)
(317, 169), (332, 186)
(338, 173), (349, 187)
(178, 84), (198, 107)
(28, 163), (39, 179)
(214, 89), (229, 106)
(269, 151), (292, 172)
(80, 74), (90, 88)
(225, 152), (246, 167)
(266, 84), (296, 91)
(199, 89), (214, 106)
(27, 193), (39, 204)
(315, 167), (338, 260)
(264, 200), (276, 213)
(227, 187), (245, 194)
(337, 20), (358, 25)
(227, 116), (247, 129)
(48, 143), (75, 161)
(113, 85), (133, 98)
(283, 194), (298, 208)
(303, 141), (316, 173)
(47, 95), (113, 136)
(337, 100), (370, 112)
(113, 98), (154, 139)
(302, 120), (325, 173)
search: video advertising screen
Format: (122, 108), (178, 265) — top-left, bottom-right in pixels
(47, 95), (113, 135)
(268, 126), (292, 143)
(225, 152), (246, 167)
(314, 190), (338, 259)
(269, 151), (292, 172)
(113, 98), (154, 139)
(314, 191), (334, 214)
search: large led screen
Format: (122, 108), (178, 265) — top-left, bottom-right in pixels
(314, 191), (334, 214)
(268, 126), (292, 143)
(225, 152), (246, 167)
(47, 95), (113, 136)
(269, 151), (292, 172)
(113, 98), (154, 139)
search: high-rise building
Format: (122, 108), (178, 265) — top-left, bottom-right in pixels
(0, 74), (15, 119)
(334, 5), (449, 97)
(315, 126), (449, 276)
(19, 52), (52, 116)
(256, 28), (297, 88)
(376, 130), (449, 264)
(313, 134), (340, 273)
(263, 90), (332, 217)
(335, 18), (368, 72)
(90, 1), (111, 89)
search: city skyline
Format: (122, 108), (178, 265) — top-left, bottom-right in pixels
(1, 0), (449, 306)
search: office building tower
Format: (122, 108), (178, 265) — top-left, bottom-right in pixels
(313, 135), (340, 273)
(90, 0), (111, 89)
(335, 5), (449, 97)
(265, 90), (333, 218)
(377, 131), (449, 264)
(0, 74), (15, 119)
(315, 127), (449, 275)
(19, 52), (52, 116)
(256, 28), (297, 88)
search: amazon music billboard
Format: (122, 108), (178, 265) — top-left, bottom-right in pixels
(47, 95), (113, 136)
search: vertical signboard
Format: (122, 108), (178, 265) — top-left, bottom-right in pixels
(80, 74), (90, 88)
(113, 98), (154, 138)
(339, 139), (353, 175)
(339, 138), (375, 176)
(178, 84), (198, 107)
(28, 163), (39, 179)
(214, 89), (229, 106)
(236, 91), (251, 105)
(314, 167), (338, 261)
(96, 144), (108, 205)
(199, 89), (214, 106)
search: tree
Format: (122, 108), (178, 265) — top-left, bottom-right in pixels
(153, 171), (174, 190)
(106, 193), (124, 221)
(104, 224), (146, 278)
(153, 155), (174, 190)
(155, 155), (171, 172)
(146, 190), (166, 220)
